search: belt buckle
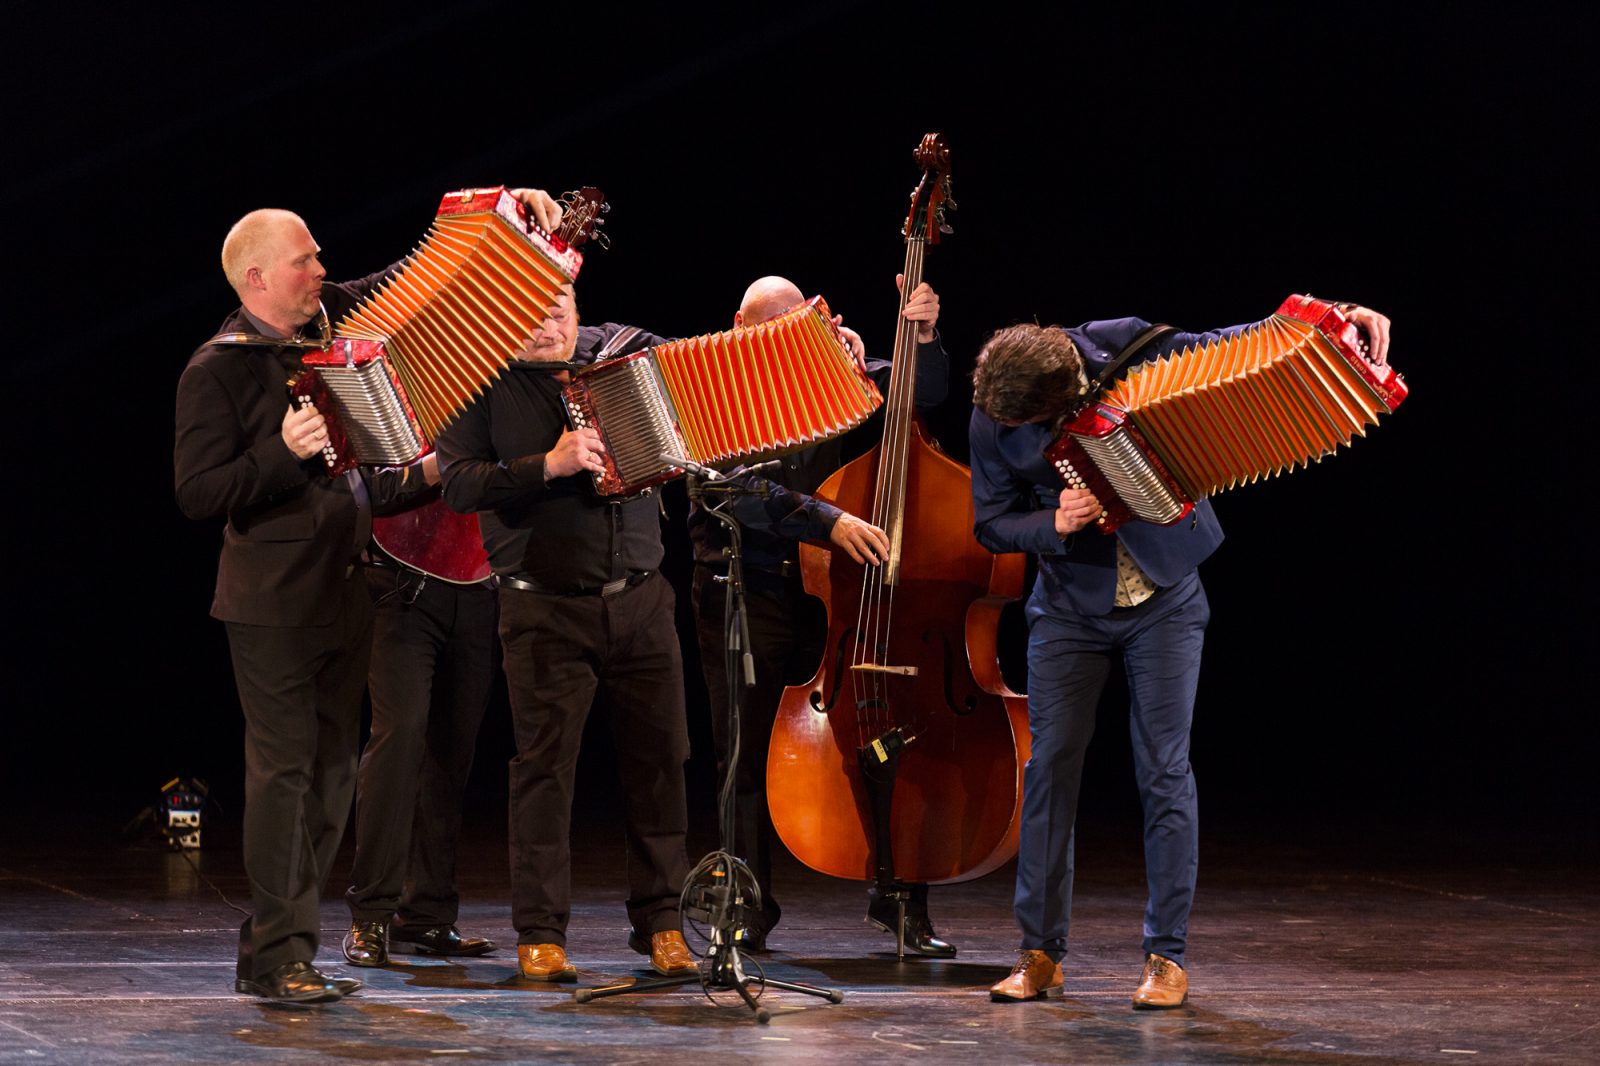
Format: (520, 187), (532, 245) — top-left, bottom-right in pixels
(599, 576), (629, 597)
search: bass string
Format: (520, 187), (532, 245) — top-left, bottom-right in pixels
(850, 236), (925, 745)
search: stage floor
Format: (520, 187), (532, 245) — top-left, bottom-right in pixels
(0, 817), (1592, 1065)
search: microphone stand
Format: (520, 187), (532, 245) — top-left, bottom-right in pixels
(574, 458), (843, 1023)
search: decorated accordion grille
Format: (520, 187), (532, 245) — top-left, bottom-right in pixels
(564, 297), (881, 495)
(312, 187), (582, 467)
(1049, 295), (1408, 532)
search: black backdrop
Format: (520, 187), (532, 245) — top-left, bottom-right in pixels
(3, 2), (1591, 852)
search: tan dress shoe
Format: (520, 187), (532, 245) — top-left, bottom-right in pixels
(1132, 953), (1187, 1009)
(989, 949), (1064, 1001)
(517, 943), (577, 982)
(645, 930), (697, 976)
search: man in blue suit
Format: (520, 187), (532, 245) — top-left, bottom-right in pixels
(969, 303), (1390, 1009)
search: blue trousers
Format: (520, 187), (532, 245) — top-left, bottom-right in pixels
(1015, 571), (1209, 967)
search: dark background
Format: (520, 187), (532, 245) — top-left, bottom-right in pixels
(2, 3), (1590, 857)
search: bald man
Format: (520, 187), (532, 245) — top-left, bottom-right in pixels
(688, 274), (954, 956)
(175, 191), (560, 1002)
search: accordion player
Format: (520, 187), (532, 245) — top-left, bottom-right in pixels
(289, 186), (586, 477)
(284, 186), (584, 583)
(1044, 295), (1407, 533)
(561, 296), (883, 496)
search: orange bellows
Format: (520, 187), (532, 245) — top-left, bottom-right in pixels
(1048, 296), (1407, 533)
(332, 187), (582, 442)
(563, 297), (882, 495)
(1105, 313), (1390, 499)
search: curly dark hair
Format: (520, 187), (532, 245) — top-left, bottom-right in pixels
(971, 323), (1086, 425)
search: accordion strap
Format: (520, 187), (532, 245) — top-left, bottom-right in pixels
(201, 331), (321, 351)
(196, 303), (333, 356)
(1089, 323), (1178, 395)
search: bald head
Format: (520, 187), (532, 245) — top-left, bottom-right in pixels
(222, 209), (309, 297)
(220, 209), (326, 332)
(736, 276), (805, 327)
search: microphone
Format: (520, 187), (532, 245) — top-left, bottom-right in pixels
(662, 454), (780, 499)
(658, 455), (782, 480)
(659, 453), (725, 480)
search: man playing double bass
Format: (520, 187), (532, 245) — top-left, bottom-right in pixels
(688, 274), (957, 956)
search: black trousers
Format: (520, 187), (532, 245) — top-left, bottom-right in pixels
(225, 570), (372, 979)
(691, 563), (825, 927)
(498, 572), (690, 947)
(345, 567), (497, 928)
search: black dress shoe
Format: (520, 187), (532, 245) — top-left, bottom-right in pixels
(234, 961), (347, 1003)
(389, 924), (495, 957)
(342, 920), (388, 967)
(866, 898), (958, 958)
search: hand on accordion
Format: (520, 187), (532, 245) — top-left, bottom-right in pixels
(1055, 487), (1103, 537)
(506, 187), (564, 234)
(282, 404), (329, 461)
(832, 319), (868, 373)
(1344, 305), (1392, 366)
(544, 426), (608, 482)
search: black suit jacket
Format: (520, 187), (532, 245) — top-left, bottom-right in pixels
(175, 270), (395, 626)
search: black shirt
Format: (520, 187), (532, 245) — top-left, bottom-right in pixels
(437, 323), (669, 589)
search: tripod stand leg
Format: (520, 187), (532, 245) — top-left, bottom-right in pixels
(572, 972), (701, 1003)
(730, 975), (771, 1023)
(763, 977), (846, 1004)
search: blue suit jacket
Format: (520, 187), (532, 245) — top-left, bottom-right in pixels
(970, 316), (1246, 617)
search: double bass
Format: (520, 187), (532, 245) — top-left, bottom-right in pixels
(767, 135), (1031, 893)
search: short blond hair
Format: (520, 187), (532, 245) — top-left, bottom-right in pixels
(220, 208), (306, 298)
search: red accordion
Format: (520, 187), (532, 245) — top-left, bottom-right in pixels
(291, 186), (584, 476)
(562, 297), (881, 495)
(1047, 295), (1407, 533)
(286, 187), (584, 584)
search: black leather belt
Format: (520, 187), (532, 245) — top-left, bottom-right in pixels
(498, 570), (653, 596)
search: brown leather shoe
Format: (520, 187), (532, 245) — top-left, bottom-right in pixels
(628, 930), (697, 976)
(1132, 953), (1187, 1009)
(989, 950), (1064, 1001)
(517, 943), (576, 982)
